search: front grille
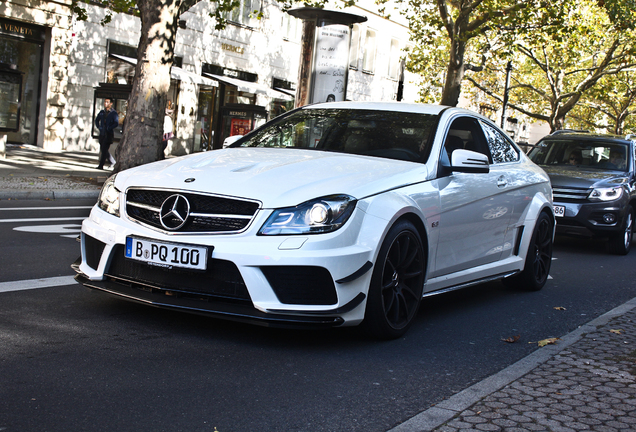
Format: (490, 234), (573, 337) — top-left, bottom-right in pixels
(106, 245), (251, 302)
(552, 186), (590, 201)
(262, 266), (338, 305)
(125, 188), (260, 233)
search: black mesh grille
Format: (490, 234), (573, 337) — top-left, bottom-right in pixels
(262, 266), (338, 305)
(125, 188), (260, 233)
(107, 245), (251, 302)
(84, 234), (106, 270)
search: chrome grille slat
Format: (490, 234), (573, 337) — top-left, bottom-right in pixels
(125, 188), (260, 233)
(552, 186), (590, 201)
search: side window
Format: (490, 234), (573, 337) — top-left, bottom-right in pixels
(443, 116), (491, 161)
(480, 121), (519, 164)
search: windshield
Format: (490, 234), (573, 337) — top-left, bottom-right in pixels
(529, 139), (630, 172)
(237, 109), (438, 163)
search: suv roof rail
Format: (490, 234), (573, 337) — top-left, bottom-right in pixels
(626, 133), (635, 141)
(550, 129), (590, 135)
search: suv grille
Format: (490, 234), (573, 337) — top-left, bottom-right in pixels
(552, 186), (590, 201)
(125, 188), (260, 233)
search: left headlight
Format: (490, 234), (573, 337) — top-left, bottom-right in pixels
(259, 194), (357, 235)
(98, 174), (120, 216)
(588, 186), (623, 202)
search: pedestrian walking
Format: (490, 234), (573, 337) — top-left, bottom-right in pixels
(94, 97), (118, 169)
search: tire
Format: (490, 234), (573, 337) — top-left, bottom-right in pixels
(608, 208), (633, 255)
(363, 220), (426, 339)
(508, 212), (553, 291)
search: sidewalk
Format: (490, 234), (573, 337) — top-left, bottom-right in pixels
(0, 144), (106, 200)
(1, 145), (635, 431)
(392, 297), (636, 431)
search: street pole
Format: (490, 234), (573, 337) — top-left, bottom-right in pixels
(501, 61), (512, 128)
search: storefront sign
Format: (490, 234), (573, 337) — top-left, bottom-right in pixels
(311, 23), (350, 103)
(222, 43), (245, 55)
(228, 111), (248, 117)
(0, 18), (46, 42)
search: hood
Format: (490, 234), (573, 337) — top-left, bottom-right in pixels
(540, 165), (629, 189)
(114, 148), (429, 208)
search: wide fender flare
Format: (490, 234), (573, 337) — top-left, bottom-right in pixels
(357, 190), (436, 266)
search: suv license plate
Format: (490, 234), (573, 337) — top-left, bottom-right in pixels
(553, 205), (565, 217)
(125, 237), (208, 270)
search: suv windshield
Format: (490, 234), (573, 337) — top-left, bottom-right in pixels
(529, 139), (630, 172)
(237, 109), (438, 163)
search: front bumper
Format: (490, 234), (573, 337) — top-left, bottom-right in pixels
(553, 198), (628, 238)
(74, 205), (379, 327)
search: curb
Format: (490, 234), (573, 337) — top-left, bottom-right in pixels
(0, 189), (100, 200)
(388, 295), (636, 432)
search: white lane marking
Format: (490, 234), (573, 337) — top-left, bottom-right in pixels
(0, 217), (86, 223)
(13, 224), (82, 234)
(0, 276), (77, 293)
(0, 206), (93, 211)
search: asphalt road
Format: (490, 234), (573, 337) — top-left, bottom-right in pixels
(1, 199), (635, 432)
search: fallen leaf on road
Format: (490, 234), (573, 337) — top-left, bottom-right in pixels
(537, 337), (560, 347)
(554, 307), (566, 311)
(502, 335), (521, 343)
(610, 329), (623, 334)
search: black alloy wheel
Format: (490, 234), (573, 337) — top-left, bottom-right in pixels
(364, 220), (425, 339)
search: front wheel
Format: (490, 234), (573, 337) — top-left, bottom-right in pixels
(363, 220), (426, 339)
(608, 208), (633, 255)
(507, 211), (553, 291)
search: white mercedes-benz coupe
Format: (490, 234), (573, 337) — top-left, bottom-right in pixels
(74, 102), (554, 339)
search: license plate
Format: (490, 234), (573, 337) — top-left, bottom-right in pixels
(125, 237), (208, 270)
(553, 205), (565, 218)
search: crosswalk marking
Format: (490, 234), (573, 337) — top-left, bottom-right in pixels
(0, 276), (77, 293)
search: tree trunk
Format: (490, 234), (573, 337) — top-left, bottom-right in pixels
(114, 0), (180, 172)
(440, 38), (466, 107)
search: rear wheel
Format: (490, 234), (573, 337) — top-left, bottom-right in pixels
(608, 208), (633, 255)
(508, 212), (553, 291)
(363, 220), (425, 339)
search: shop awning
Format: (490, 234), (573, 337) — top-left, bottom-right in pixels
(202, 72), (294, 101)
(274, 87), (296, 98)
(110, 54), (218, 87)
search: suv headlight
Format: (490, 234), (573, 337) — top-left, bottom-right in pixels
(259, 195), (356, 235)
(588, 186), (623, 202)
(98, 174), (120, 216)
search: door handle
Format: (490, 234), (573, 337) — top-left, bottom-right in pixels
(497, 175), (508, 188)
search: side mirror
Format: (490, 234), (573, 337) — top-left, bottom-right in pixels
(223, 135), (243, 148)
(451, 149), (490, 173)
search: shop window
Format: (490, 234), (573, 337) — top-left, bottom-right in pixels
(362, 29), (377, 74)
(224, 88), (256, 105)
(0, 21), (44, 145)
(225, 0), (261, 26)
(387, 38), (401, 80)
(349, 24), (360, 70)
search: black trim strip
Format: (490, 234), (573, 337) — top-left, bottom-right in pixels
(336, 261), (373, 284)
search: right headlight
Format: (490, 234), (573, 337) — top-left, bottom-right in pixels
(97, 174), (120, 216)
(259, 195), (357, 235)
(588, 186), (623, 202)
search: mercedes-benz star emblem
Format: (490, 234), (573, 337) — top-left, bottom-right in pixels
(160, 194), (191, 230)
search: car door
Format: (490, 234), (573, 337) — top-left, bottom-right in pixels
(430, 116), (513, 279)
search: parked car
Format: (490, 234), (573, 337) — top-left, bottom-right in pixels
(73, 102), (554, 339)
(528, 131), (636, 254)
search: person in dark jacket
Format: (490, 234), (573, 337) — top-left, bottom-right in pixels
(94, 97), (119, 169)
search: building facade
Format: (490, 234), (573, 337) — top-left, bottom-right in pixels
(1, 0), (423, 155)
(0, 0), (73, 151)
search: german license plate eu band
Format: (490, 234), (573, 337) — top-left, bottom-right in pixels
(125, 237), (208, 270)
